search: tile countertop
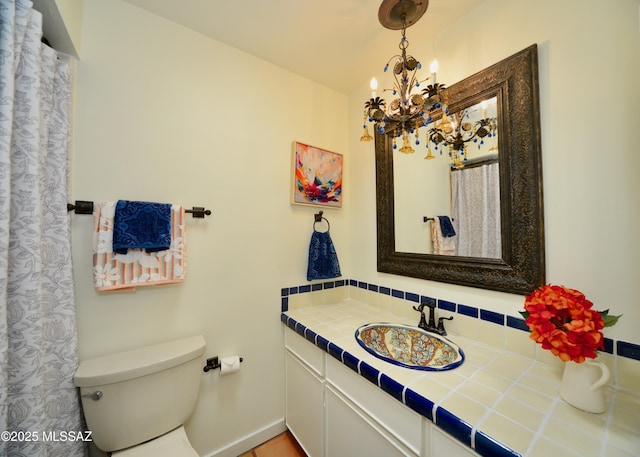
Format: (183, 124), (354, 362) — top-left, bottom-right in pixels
(282, 300), (640, 457)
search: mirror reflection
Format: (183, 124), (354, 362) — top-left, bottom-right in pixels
(394, 97), (501, 258)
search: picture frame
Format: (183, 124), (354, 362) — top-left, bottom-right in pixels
(291, 141), (343, 208)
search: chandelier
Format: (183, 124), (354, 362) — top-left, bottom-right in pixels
(360, 0), (447, 154)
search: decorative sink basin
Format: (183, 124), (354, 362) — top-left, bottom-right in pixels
(355, 323), (464, 371)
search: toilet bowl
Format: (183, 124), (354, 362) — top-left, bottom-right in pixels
(74, 335), (205, 455)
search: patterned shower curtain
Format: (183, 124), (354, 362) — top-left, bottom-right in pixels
(0, 1), (85, 456)
(451, 162), (502, 258)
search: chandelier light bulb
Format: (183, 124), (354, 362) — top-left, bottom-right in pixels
(370, 77), (378, 98)
(429, 60), (439, 84)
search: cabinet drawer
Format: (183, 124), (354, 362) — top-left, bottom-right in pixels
(326, 356), (422, 454)
(285, 327), (324, 376)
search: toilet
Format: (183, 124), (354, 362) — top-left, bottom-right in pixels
(74, 335), (206, 456)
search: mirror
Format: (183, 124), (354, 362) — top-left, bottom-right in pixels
(393, 96), (500, 256)
(375, 44), (545, 295)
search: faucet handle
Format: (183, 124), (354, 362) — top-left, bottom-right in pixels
(412, 304), (423, 313)
(437, 316), (453, 335)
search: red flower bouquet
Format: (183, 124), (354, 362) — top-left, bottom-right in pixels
(520, 284), (621, 363)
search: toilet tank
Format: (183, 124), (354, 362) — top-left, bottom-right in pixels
(74, 335), (206, 452)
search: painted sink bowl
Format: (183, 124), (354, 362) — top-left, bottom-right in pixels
(355, 323), (464, 371)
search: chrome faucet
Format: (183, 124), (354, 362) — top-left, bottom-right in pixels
(413, 301), (453, 336)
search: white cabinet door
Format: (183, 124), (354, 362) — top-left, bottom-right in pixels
(325, 386), (416, 457)
(285, 352), (324, 457)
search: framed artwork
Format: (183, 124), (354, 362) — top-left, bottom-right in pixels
(291, 141), (343, 208)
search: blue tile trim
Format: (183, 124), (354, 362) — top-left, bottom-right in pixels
(324, 282), (335, 289)
(392, 289), (404, 299)
(380, 286), (391, 295)
(379, 373), (404, 402)
(368, 283), (379, 292)
(438, 299), (456, 312)
(316, 335), (330, 352)
(281, 297), (288, 313)
(480, 309), (504, 325)
(617, 341), (640, 361)
(304, 328), (317, 345)
(506, 315), (528, 332)
(602, 338), (614, 354)
(281, 288), (289, 297)
(299, 284), (311, 293)
(405, 388), (435, 421)
(358, 281), (368, 289)
(475, 430), (522, 457)
(458, 304), (479, 318)
(311, 283), (322, 291)
(359, 361), (380, 386)
(406, 292), (419, 303)
(435, 407), (473, 447)
(343, 351), (359, 372)
(328, 342), (343, 361)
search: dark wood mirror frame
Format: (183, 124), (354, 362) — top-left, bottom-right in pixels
(375, 44), (545, 295)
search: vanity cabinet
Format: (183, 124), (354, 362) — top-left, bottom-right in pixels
(284, 327), (478, 457)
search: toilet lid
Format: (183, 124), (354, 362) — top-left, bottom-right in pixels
(112, 426), (198, 457)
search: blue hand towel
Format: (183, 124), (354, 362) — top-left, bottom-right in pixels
(307, 230), (341, 281)
(113, 200), (172, 254)
(437, 216), (456, 237)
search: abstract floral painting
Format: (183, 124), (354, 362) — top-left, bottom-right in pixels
(292, 141), (343, 208)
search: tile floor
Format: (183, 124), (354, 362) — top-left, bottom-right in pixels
(239, 431), (307, 457)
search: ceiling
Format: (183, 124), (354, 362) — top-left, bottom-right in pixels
(121, 0), (484, 94)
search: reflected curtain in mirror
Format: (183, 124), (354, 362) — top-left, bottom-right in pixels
(451, 160), (501, 258)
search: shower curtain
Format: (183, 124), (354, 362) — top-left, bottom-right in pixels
(0, 1), (85, 456)
(451, 162), (501, 258)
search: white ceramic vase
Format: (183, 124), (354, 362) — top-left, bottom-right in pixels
(559, 358), (610, 413)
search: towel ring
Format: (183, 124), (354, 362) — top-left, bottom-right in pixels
(313, 211), (330, 232)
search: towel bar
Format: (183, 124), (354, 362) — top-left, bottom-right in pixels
(67, 201), (212, 218)
(424, 216), (455, 222)
(185, 207), (211, 218)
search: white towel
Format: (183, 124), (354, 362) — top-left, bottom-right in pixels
(430, 217), (456, 255)
(92, 202), (187, 291)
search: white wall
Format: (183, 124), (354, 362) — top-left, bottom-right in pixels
(71, 1), (348, 455)
(348, 0), (640, 344)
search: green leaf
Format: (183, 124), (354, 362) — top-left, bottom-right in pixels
(519, 311), (530, 320)
(600, 309), (622, 328)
